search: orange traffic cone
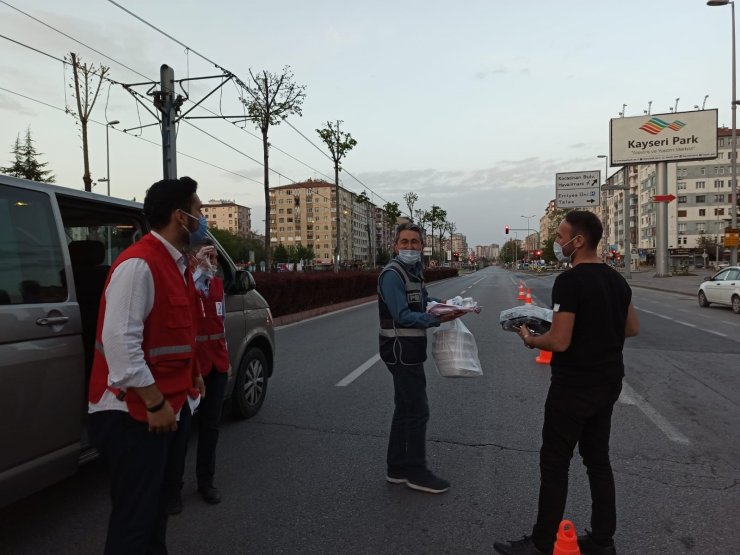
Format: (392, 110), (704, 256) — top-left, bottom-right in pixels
(553, 519), (580, 555)
(535, 350), (552, 364)
(525, 288), (533, 304)
(517, 282), (526, 300)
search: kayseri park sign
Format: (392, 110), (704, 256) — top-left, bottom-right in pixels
(610, 109), (718, 165)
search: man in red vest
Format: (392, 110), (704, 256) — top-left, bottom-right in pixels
(88, 176), (207, 555)
(166, 242), (230, 514)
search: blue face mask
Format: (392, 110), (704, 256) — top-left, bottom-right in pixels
(180, 210), (208, 245)
(397, 249), (422, 265)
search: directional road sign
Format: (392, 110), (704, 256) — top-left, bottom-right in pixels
(652, 194), (677, 203)
(556, 171), (601, 208)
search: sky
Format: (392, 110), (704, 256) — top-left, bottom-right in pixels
(0, 0), (733, 247)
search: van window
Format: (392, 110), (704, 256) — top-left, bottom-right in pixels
(0, 184), (67, 304)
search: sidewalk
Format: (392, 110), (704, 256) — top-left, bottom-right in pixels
(622, 266), (709, 296)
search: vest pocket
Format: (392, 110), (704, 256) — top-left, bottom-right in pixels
(167, 295), (193, 328)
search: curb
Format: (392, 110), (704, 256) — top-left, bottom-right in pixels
(629, 283), (698, 297)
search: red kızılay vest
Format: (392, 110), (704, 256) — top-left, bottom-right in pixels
(195, 276), (229, 376)
(88, 233), (198, 422)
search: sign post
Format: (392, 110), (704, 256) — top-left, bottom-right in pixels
(555, 171), (601, 208)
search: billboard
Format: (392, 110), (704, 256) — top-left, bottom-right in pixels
(555, 170), (600, 208)
(610, 109), (718, 165)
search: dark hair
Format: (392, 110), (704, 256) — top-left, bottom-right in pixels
(394, 222), (424, 243)
(564, 210), (603, 249)
(143, 177), (198, 230)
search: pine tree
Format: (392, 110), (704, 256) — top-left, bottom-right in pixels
(0, 127), (55, 182)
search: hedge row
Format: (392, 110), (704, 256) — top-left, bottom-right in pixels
(252, 267), (458, 317)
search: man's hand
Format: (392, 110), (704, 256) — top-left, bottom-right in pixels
(147, 400), (177, 433)
(194, 375), (206, 398)
(439, 311), (464, 323)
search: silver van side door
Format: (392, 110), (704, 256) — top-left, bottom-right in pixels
(0, 183), (84, 506)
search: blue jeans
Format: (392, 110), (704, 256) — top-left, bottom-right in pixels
(532, 380), (623, 550)
(386, 363), (430, 475)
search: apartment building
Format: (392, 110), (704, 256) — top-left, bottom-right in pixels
(269, 179), (391, 267)
(202, 199), (251, 237)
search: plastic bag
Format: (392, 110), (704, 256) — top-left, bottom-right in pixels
(499, 305), (553, 335)
(432, 319), (483, 378)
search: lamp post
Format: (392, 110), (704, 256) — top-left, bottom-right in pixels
(105, 120), (120, 196)
(708, 0), (738, 265)
(597, 154), (609, 254)
(521, 214), (535, 260)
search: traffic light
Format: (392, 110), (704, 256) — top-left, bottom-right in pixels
(505, 225), (509, 235)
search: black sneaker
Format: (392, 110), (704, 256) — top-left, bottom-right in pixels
(405, 470), (450, 494)
(385, 469), (408, 484)
(493, 535), (551, 555)
(198, 484), (221, 505)
(577, 530), (616, 555)
(166, 492), (183, 515)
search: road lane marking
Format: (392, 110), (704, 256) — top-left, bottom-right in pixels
(335, 354), (380, 387)
(636, 307), (739, 341)
(619, 382), (690, 445)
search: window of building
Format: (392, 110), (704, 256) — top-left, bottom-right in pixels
(677, 182), (686, 190)
(715, 194), (725, 202)
(700, 167), (706, 175)
(678, 223), (686, 233)
(677, 210), (687, 217)
(715, 180), (724, 188)
(719, 138), (725, 147)
(715, 208), (725, 216)
(279, 217), (284, 223)
(696, 181), (705, 189)
(720, 167), (725, 174)
(699, 209), (706, 216)
(678, 196), (687, 203)
(696, 195), (706, 203)
(697, 223), (705, 233)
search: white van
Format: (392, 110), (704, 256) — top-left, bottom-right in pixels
(0, 175), (275, 508)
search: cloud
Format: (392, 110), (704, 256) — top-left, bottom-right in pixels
(475, 66), (530, 80)
(0, 93), (37, 116)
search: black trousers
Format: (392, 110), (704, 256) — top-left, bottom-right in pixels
(88, 410), (175, 555)
(196, 370), (228, 487)
(531, 380), (623, 551)
(386, 362), (430, 475)
(165, 370), (227, 497)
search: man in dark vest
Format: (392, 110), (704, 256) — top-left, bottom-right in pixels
(88, 177), (207, 554)
(378, 222), (462, 494)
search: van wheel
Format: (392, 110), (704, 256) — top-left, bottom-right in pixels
(698, 291), (710, 308)
(732, 295), (740, 314)
(229, 347), (268, 419)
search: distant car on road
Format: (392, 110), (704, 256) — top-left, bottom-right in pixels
(698, 266), (740, 314)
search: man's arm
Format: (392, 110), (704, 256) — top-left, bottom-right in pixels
(624, 303), (639, 337)
(518, 311), (575, 352)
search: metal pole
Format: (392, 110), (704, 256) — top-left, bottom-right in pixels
(160, 64), (178, 180)
(334, 121), (340, 272)
(732, 1), (738, 265)
(105, 124), (111, 197)
(655, 162), (669, 276)
(623, 166), (632, 279)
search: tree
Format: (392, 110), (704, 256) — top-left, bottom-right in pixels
(498, 238), (520, 264)
(357, 190), (374, 266)
(403, 192), (418, 220)
(1, 128), (55, 182)
(273, 244), (288, 263)
(242, 66), (306, 271)
(427, 205), (447, 260)
(697, 232), (721, 262)
(384, 201), (401, 226)
(316, 120), (357, 271)
(67, 53), (109, 191)
(439, 221), (456, 262)
(208, 228), (249, 262)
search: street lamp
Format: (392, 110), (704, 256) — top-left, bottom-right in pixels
(105, 120), (120, 196)
(597, 154), (609, 254)
(708, 0), (738, 265)
(521, 214), (535, 259)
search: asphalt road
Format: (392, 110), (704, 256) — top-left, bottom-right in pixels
(1, 266), (738, 554)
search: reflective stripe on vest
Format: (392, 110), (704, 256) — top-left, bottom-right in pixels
(379, 328), (426, 337)
(196, 332), (226, 342)
(95, 341), (191, 358)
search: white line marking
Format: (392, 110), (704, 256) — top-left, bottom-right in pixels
(619, 382), (690, 445)
(335, 354), (380, 387)
(705, 329), (728, 338)
(675, 321), (696, 327)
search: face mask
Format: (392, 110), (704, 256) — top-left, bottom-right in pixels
(554, 236), (577, 263)
(397, 249), (421, 265)
(180, 210), (208, 245)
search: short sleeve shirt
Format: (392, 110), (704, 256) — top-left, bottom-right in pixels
(550, 263), (632, 386)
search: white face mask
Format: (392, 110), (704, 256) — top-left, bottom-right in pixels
(554, 236), (578, 263)
(397, 249), (421, 265)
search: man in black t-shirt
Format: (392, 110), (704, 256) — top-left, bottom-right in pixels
(494, 211), (639, 555)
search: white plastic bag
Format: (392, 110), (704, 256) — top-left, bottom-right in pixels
(432, 319), (483, 378)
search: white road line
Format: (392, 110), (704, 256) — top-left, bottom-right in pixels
(705, 329), (728, 337)
(619, 382), (690, 445)
(675, 321), (696, 327)
(335, 354), (380, 387)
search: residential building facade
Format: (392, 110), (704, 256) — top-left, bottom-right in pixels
(202, 199), (251, 237)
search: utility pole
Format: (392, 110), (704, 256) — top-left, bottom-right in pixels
(334, 120), (341, 271)
(655, 162), (669, 276)
(153, 64), (181, 180)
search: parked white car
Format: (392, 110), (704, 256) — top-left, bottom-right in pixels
(698, 266), (740, 314)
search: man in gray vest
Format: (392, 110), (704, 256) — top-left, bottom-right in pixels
(378, 222), (462, 494)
